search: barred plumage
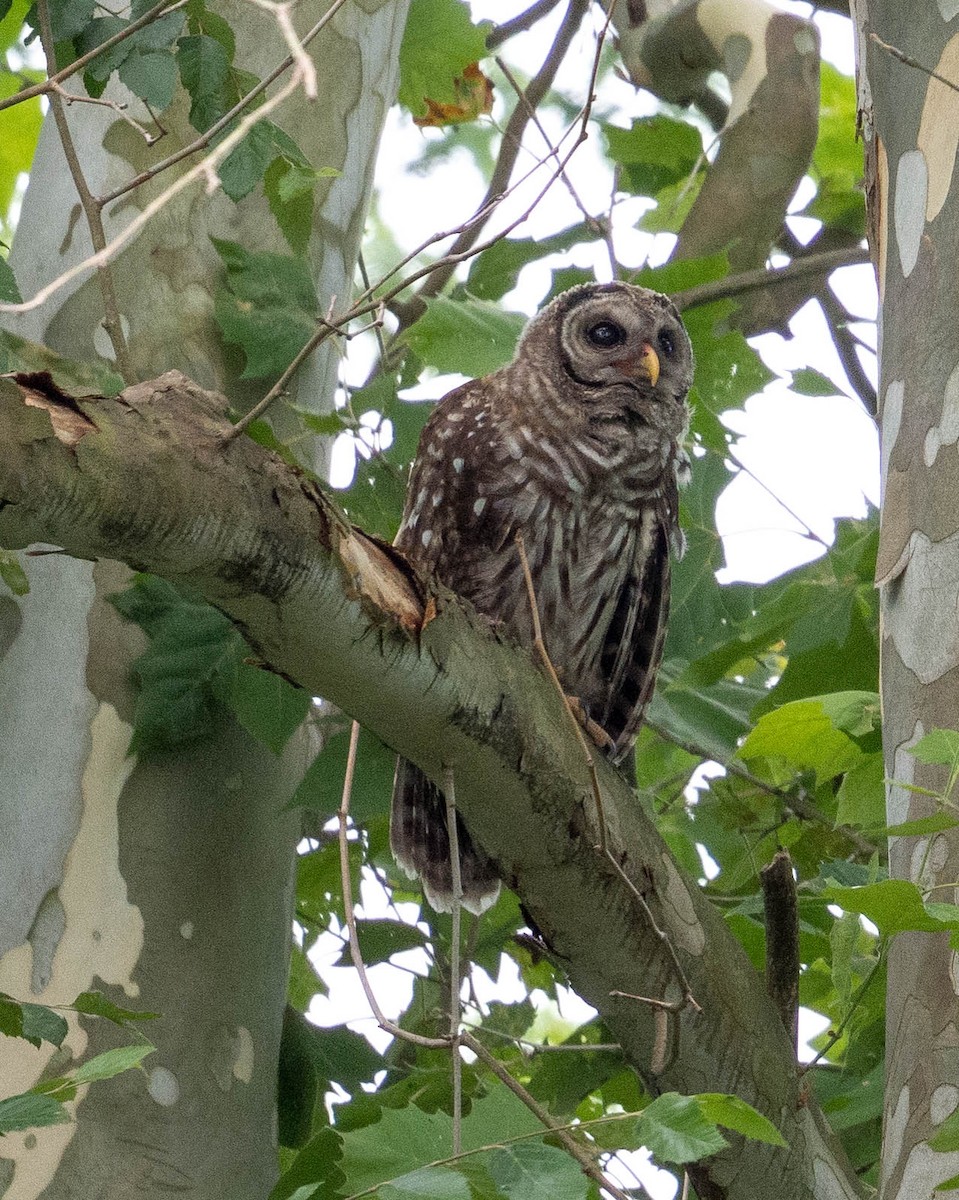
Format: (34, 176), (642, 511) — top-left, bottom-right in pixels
(391, 282), (694, 913)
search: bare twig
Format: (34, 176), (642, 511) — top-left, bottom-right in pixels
(495, 53), (616, 273)
(0, 68), (306, 316)
(49, 82), (160, 144)
(36, 0), (133, 381)
(486, 0), (564, 49)
(337, 720), (449, 1050)
(443, 764), (464, 1158)
(411, 0), (592, 310)
(870, 32), (959, 94)
(0, 0), (188, 115)
(460, 1032), (636, 1200)
(244, 0), (318, 99)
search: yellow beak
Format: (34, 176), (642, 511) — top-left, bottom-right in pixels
(638, 343), (660, 387)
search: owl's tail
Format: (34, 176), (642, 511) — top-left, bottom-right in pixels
(390, 759), (500, 915)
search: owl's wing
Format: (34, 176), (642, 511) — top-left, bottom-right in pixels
(394, 378), (523, 596)
(596, 490), (677, 760)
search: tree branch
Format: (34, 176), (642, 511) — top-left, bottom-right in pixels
(670, 246), (872, 313)
(0, 370), (868, 1200)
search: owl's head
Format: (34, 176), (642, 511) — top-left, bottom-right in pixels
(518, 282), (694, 412)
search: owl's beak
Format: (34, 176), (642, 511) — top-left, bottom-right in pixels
(637, 343), (660, 387)
(615, 343), (660, 388)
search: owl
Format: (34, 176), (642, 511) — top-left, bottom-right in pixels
(391, 282), (693, 914)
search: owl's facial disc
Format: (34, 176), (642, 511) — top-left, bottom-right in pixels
(557, 289), (689, 396)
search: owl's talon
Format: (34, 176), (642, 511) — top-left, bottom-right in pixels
(565, 695), (616, 752)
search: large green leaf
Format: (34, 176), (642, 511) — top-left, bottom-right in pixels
(406, 297), (526, 377)
(398, 0), (491, 117)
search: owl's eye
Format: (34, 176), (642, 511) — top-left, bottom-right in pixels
(586, 320), (627, 348)
(657, 328), (676, 356)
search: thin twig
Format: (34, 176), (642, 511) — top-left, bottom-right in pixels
(801, 943), (885, 1072)
(0, 67), (306, 316)
(514, 535), (700, 1017)
(412, 0), (592, 310)
(245, 0), (319, 97)
(0, 0), (188, 115)
(646, 719), (878, 857)
(495, 53), (616, 271)
(870, 32), (959, 94)
(486, 0), (564, 49)
(36, 0), (133, 381)
(460, 1032), (636, 1200)
(337, 720), (449, 1049)
(443, 764), (464, 1158)
(49, 82), (160, 143)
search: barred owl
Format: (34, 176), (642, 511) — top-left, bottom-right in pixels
(391, 282), (693, 914)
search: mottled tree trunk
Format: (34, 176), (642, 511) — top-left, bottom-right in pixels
(854, 3), (959, 1195)
(0, 2), (407, 1196)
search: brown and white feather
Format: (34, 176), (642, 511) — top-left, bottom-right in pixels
(391, 282), (693, 913)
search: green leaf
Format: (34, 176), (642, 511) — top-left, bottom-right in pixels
(406, 297), (525, 377)
(176, 33), (231, 131)
(337, 919), (428, 967)
(823, 880), (959, 935)
(76, 16), (131, 83)
(830, 910), (859, 1010)
(604, 115), (702, 196)
(293, 724), (395, 822)
(42, 0), (95, 41)
(0, 255), (20, 303)
(108, 576), (243, 754)
(118, 48), (177, 110)
(884, 812), (959, 837)
(0, 994), (68, 1049)
(695, 1094), (786, 1146)
(225, 661), (311, 754)
(739, 696), (874, 783)
(0, 549), (28, 595)
(485, 1143), (588, 1200)
(398, 0), (491, 117)
(466, 225), (589, 301)
(72, 991), (158, 1026)
(264, 156), (315, 256)
(791, 368), (840, 397)
(910, 729), (959, 768)
(638, 1092), (728, 1164)
(212, 239), (317, 379)
(72, 1043), (154, 1084)
(380, 1166), (472, 1199)
(836, 752), (884, 828)
(0, 66), (42, 223)
(0, 1090), (70, 1134)
(930, 1108), (959, 1152)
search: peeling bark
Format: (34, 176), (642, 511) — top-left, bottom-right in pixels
(855, 4), (959, 1196)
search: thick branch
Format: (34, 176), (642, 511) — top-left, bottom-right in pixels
(0, 370), (866, 1200)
